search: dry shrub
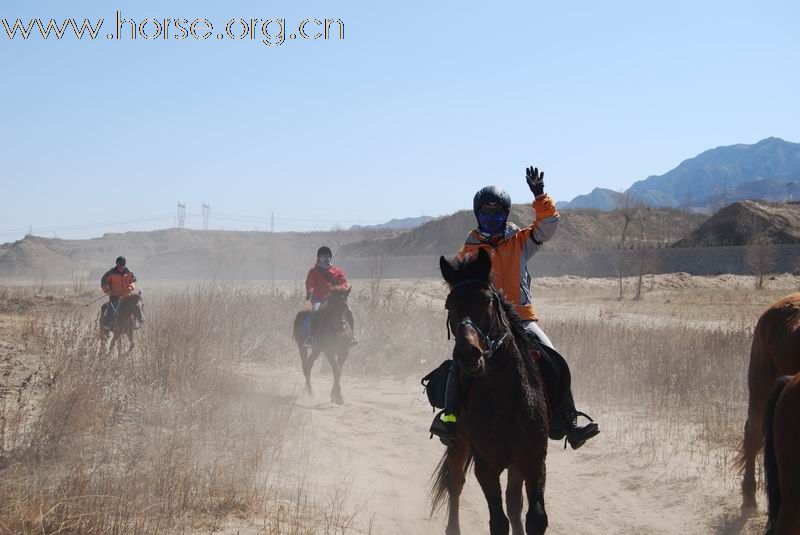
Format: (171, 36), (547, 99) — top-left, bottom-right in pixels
(0, 285), (336, 535)
(546, 315), (752, 478)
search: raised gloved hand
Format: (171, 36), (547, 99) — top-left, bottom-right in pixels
(526, 166), (545, 197)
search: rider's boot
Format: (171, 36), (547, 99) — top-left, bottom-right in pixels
(559, 391), (599, 450)
(429, 411), (458, 447)
(429, 361), (460, 446)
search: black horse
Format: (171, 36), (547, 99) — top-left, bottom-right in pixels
(100, 293), (143, 355)
(292, 287), (354, 404)
(431, 249), (550, 535)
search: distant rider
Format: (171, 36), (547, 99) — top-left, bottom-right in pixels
(100, 256), (144, 328)
(303, 246), (356, 345)
(429, 166), (600, 450)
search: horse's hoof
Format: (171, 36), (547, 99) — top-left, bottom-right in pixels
(331, 392), (344, 405)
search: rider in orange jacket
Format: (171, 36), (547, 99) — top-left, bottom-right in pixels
(430, 166), (599, 450)
(100, 256), (144, 327)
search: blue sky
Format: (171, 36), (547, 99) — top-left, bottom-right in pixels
(1, 0), (798, 240)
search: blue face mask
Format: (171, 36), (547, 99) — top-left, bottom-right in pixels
(318, 256), (332, 268)
(477, 212), (508, 235)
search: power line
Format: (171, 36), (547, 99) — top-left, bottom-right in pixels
(0, 214), (174, 236)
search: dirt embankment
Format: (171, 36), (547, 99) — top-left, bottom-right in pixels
(675, 201), (800, 247)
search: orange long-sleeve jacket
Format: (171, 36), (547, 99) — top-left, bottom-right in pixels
(100, 267), (137, 298)
(457, 194), (559, 321)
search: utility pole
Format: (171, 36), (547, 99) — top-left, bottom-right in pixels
(202, 203), (210, 230)
(270, 212), (275, 233)
(27, 224), (33, 237)
(176, 203), (186, 228)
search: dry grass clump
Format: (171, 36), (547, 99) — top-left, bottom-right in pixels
(0, 285), (358, 535)
(546, 315), (752, 478)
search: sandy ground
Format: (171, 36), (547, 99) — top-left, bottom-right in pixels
(226, 365), (768, 535)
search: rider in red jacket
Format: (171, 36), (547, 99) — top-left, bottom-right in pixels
(303, 246), (356, 345)
(305, 246), (349, 305)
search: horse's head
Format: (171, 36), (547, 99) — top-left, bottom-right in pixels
(322, 286), (352, 340)
(440, 248), (503, 376)
(119, 292), (142, 315)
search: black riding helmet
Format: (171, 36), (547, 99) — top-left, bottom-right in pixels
(317, 246), (332, 258)
(115, 256), (126, 266)
(473, 186), (511, 217)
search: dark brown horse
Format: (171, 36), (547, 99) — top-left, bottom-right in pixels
(100, 293), (143, 355)
(292, 286), (354, 405)
(431, 249), (549, 535)
(763, 373), (800, 534)
(737, 293), (800, 508)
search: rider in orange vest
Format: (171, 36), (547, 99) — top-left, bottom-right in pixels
(430, 166), (599, 450)
(100, 256), (144, 327)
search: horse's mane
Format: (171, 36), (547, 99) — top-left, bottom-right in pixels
(497, 298), (539, 360)
(329, 286), (350, 296)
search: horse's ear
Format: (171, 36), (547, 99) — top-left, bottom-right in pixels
(345, 286), (352, 296)
(474, 248), (492, 282)
(440, 255), (457, 285)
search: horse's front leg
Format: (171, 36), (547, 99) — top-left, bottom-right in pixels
(523, 453), (548, 535)
(304, 348), (321, 395)
(474, 456), (508, 535)
(506, 464), (525, 535)
(444, 442), (469, 535)
(327, 351), (344, 405)
(126, 324), (135, 354)
(108, 332), (118, 355)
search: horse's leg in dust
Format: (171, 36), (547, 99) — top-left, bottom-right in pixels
(327, 351), (344, 405)
(474, 456), (509, 535)
(522, 455), (548, 535)
(506, 465), (525, 535)
(443, 443), (469, 535)
(108, 330), (119, 355)
(303, 347), (321, 395)
(125, 323), (135, 354)
(297, 344), (311, 393)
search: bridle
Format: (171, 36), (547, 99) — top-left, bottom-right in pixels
(445, 279), (511, 360)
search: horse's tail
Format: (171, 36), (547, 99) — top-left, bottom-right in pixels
(764, 375), (791, 534)
(429, 448), (473, 517)
(734, 322), (769, 472)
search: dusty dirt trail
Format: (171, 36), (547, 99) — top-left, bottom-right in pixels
(237, 365), (768, 535)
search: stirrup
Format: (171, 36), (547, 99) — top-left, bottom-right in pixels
(564, 411), (599, 450)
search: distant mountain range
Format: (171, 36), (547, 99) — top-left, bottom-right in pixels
(559, 137), (800, 210)
(350, 216), (434, 231)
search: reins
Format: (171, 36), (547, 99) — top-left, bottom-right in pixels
(445, 279), (511, 360)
